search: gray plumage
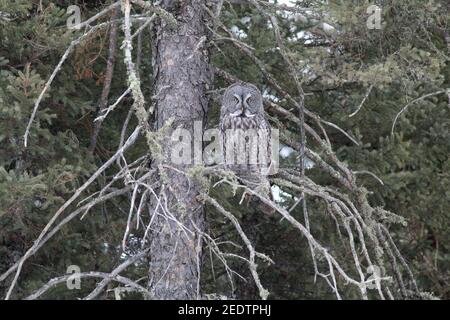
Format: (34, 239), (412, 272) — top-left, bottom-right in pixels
(219, 83), (273, 205)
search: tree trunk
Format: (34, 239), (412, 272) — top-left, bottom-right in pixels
(147, 0), (213, 299)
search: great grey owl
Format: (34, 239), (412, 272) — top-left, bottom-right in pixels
(219, 82), (274, 213)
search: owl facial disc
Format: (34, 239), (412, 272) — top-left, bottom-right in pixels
(229, 93), (256, 118)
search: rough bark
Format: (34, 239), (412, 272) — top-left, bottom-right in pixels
(147, 0), (213, 299)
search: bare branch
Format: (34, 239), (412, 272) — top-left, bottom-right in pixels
(84, 248), (150, 300)
(26, 271), (150, 300)
(90, 6), (120, 153)
(349, 85), (374, 118)
(4, 126), (141, 299)
(391, 89), (447, 136)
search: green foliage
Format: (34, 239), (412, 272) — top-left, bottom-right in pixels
(208, 0), (449, 299)
(0, 0), (133, 298)
(0, 0), (448, 299)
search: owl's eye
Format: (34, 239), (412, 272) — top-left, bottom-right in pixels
(246, 96), (256, 109)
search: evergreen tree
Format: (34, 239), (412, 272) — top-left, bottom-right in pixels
(0, 0), (447, 299)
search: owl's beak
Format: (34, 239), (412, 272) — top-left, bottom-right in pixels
(230, 93), (256, 118)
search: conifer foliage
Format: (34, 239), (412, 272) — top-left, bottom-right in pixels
(0, 0), (448, 299)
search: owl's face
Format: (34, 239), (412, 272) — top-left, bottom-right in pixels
(221, 83), (263, 118)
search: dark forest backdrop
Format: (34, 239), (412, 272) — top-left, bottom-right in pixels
(0, 0), (448, 299)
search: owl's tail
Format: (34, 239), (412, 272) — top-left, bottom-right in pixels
(239, 173), (276, 218)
